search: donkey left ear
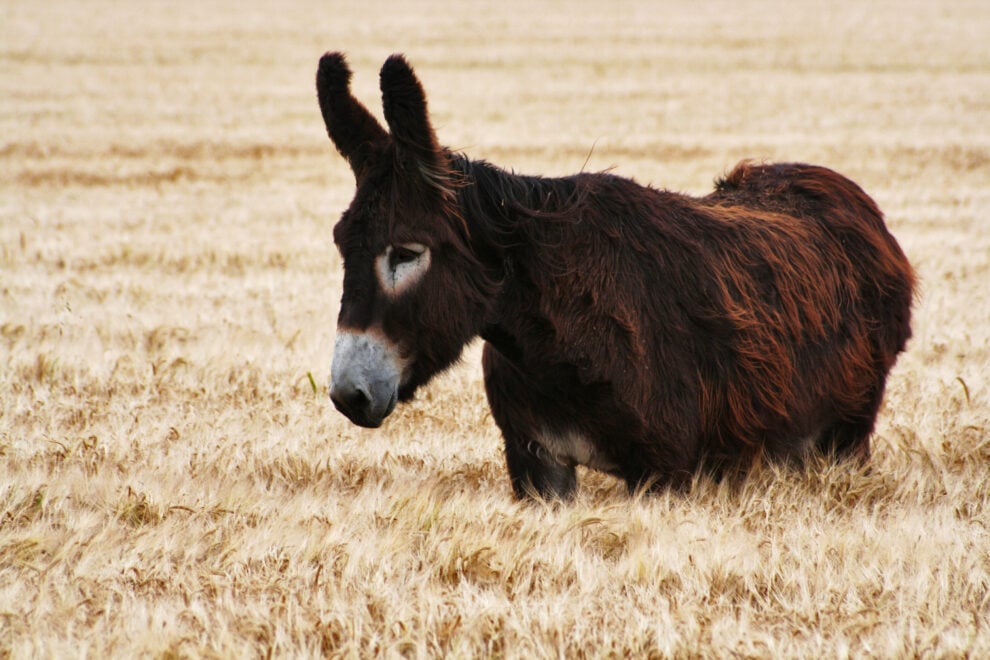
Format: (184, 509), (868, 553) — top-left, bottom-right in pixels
(316, 51), (389, 178)
(379, 54), (447, 178)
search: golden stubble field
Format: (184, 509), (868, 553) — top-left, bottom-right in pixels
(2, 0), (989, 656)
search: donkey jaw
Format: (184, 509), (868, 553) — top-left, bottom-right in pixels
(329, 329), (406, 428)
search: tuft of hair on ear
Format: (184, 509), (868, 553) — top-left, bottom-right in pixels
(316, 51), (388, 177)
(317, 51), (352, 93)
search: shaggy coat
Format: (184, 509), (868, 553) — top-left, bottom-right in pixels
(317, 52), (915, 500)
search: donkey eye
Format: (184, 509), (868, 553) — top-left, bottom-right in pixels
(389, 244), (426, 269)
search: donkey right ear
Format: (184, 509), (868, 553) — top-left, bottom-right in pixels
(316, 52), (388, 177)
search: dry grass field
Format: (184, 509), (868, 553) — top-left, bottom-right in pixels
(2, 0), (990, 656)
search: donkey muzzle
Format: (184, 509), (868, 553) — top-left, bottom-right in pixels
(329, 330), (402, 428)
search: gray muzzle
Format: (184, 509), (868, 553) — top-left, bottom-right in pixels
(329, 330), (403, 428)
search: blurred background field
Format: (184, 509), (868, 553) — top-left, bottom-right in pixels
(2, 0), (989, 656)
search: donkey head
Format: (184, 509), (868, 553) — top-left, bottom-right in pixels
(317, 52), (492, 428)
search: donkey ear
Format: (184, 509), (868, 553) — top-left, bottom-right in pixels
(316, 52), (388, 176)
(379, 54), (446, 175)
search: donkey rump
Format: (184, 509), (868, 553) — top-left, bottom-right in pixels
(316, 52), (915, 500)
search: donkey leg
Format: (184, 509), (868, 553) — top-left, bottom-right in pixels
(617, 446), (696, 495)
(818, 378), (887, 463)
(819, 417), (874, 463)
(503, 432), (578, 501)
(482, 345), (577, 500)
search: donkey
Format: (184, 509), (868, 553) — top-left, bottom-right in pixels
(316, 52), (915, 500)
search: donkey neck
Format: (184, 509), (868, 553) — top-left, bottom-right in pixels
(452, 154), (585, 360)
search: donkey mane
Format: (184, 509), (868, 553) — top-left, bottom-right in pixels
(449, 154), (628, 266)
(453, 156), (589, 223)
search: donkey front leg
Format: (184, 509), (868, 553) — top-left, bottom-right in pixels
(503, 431), (577, 501)
(482, 345), (577, 500)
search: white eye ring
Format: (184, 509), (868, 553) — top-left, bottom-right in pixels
(375, 243), (431, 296)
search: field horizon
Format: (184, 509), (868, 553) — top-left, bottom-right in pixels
(2, 0), (989, 656)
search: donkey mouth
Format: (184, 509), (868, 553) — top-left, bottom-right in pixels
(330, 387), (397, 429)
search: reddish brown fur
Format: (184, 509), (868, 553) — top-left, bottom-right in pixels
(317, 52), (915, 499)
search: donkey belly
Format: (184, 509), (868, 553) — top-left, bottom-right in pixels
(482, 343), (640, 498)
(535, 427), (619, 474)
(481, 341), (624, 472)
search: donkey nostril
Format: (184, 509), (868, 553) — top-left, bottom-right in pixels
(331, 383), (371, 415)
(345, 388), (370, 412)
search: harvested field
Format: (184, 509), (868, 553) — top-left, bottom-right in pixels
(2, 0), (989, 656)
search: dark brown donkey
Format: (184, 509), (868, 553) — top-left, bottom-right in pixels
(316, 52), (915, 500)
